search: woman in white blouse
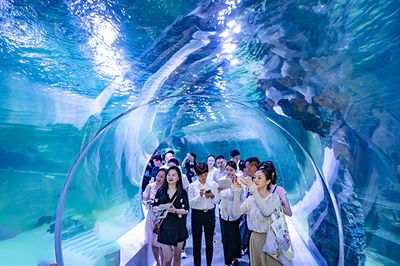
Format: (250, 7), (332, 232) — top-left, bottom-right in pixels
(218, 161), (245, 266)
(233, 166), (282, 266)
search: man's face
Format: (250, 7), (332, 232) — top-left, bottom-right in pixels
(198, 173), (207, 184)
(168, 162), (177, 168)
(232, 155), (240, 164)
(154, 159), (162, 167)
(216, 159), (226, 171)
(246, 162), (257, 176)
(165, 153), (174, 163)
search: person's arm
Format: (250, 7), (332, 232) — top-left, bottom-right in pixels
(213, 171), (218, 182)
(278, 187), (292, 216)
(232, 186), (247, 217)
(153, 190), (161, 207)
(182, 154), (190, 168)
(210, 182), (220, 205)
(188, 183), (203, 207)
(204, 182), (218, 203)
(174, 192), (190, 215)
(249, 184), (279, 217)
(142, 183), (151, 204)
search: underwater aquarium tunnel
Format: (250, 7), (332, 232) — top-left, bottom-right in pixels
(54, 95), (343, 265)
(0, 0), (399, 265)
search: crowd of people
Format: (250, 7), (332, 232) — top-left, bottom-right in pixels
(141, 149), (293, 266)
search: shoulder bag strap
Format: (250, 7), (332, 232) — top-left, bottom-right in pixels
(156, 194), (179, 227)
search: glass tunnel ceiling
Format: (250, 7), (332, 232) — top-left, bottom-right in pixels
(0, 0), (399, 265)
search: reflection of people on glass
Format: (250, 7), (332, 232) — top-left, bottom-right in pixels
(153, 166), (189, 266)
(143, 168), (167, 266)
(233, 167), (282, 266)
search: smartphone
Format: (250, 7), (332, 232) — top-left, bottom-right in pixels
(205, 189), (211, 193)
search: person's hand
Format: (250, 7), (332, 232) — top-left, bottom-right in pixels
(242, 168), (249, 178)
(205, 190), (214, 199)
(168, 205), (176, 213)
(243, 176), (253, 188)
(233, 176), (241, 188)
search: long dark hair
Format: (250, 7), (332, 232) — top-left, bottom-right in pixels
(226, 160), (237, 170)
(190, 152), (197, 164)
(155, 168), (167, 179)
(260, 161), (277, 184)
(159, 166), (185, 197)
(257, 165), (274, 190)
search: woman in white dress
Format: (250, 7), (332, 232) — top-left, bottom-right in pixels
(143, 168), (167, 266)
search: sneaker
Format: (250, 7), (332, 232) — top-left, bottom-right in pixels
(181, 251), (187, 259)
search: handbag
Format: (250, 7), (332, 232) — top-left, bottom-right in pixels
(270, 208), (294, 261)
(152, 194), (178, 234)
(263, 228), (278, 256)
(152, 219), (163, 234)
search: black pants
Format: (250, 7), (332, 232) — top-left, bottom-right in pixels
(191, 209), (216, 266)
(240, 216), (251, 252)
(220, 217), (242, 265)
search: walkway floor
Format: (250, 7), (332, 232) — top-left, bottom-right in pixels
(181, 214), (250, 266)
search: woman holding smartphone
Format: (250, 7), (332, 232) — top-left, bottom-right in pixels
(233, 166), (282, 266)
(218, 161), (245, 266)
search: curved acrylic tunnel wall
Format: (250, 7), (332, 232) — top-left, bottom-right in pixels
(54, 95), (341, 265)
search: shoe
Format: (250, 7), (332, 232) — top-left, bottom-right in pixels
(241, 248), (248, 256)
(181, 251), (187, 259)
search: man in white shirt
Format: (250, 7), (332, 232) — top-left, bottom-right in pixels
(230, 149), (244, 176)
(161, 150), (175, 169)
(188, 163), (219, 266)
(212, 155), (226, 181)
(206, 154), (218, 183)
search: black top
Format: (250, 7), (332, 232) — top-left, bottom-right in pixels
(184, 162), (196, 183)
(153, 188), (190, 245)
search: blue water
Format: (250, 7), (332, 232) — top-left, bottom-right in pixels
(1, 0), (399, 265)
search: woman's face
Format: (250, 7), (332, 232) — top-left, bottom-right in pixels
(207, 156), (215, 168)
(167, 169), (180, 185)
(155, 171), (166, 187)
(253, 170), (270, 189)
(226, 165), (236, 180)
(188, 154), (195, 162)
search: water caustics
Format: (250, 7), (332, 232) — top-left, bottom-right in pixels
(0, 0), (399, 265)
